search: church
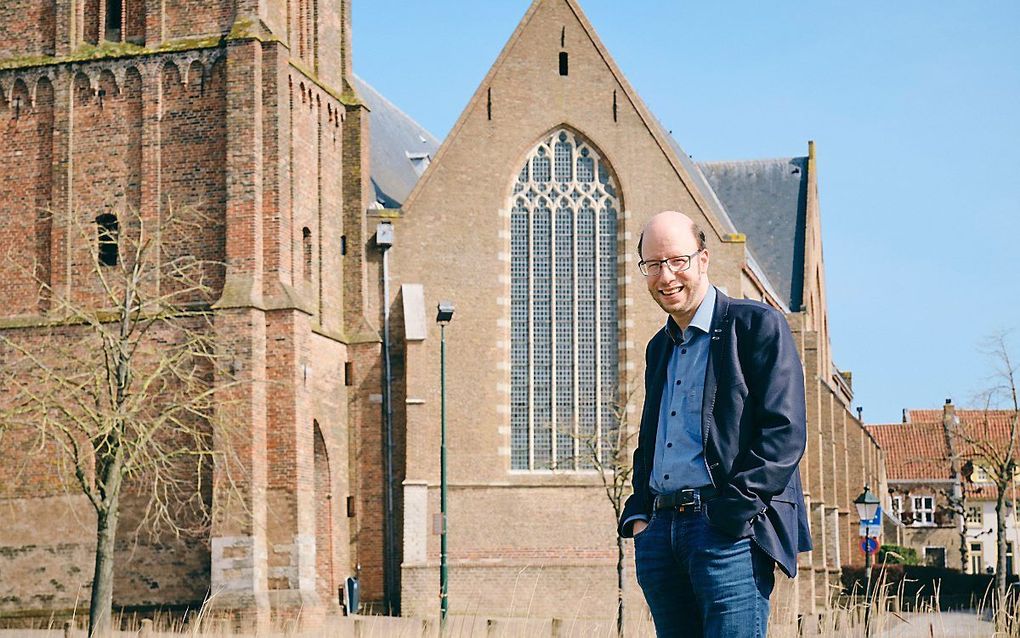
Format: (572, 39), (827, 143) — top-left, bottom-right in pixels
(0, 0), (884, 629)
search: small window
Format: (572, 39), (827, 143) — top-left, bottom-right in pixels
(559, 52), (569, 76)
(891, 495), (903, 521)
(911, 495), (935, 526)
(96, 214), (119, 266)
(924, 546), (946, 568)
(969, 542), (983, 574)
(340, 234), (347, 256)
(105, 0), (123, 42)
(407, 152), (431, 177)
(302, 227), (312, 280)
(965, 506), (982, 524)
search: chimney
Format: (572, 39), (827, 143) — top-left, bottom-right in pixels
(944, 398), (956, 426)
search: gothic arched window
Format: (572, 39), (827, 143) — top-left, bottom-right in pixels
(510, 129), (619, 471)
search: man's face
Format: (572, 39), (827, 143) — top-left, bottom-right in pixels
(640, 216), (710, 327)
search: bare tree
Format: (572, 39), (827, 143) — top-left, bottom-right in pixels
(950, 333), (1019, 627)
(0, 206), (240, 636)
(581, 382), (638, 638)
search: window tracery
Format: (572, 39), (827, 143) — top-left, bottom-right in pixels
(510, 129), (619, 471)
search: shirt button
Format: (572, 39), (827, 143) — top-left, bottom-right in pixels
(664, 474), (670, 480)
(667, 442), (673, 448)
(676, 380), (681, 386)
(670, 410), (676, 416)
(681, 348), (687, 354)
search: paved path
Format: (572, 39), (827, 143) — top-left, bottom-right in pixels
(877, 611), (994, 637)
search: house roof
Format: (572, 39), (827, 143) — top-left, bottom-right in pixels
(867, 409), (1020, 483)
(352, 75), (441, 208)
(697, 158), (809, 311)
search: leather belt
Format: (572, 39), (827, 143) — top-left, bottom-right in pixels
(653, 486), (718, 512)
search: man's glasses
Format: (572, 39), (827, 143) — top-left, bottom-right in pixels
(638, 250), (701, 277)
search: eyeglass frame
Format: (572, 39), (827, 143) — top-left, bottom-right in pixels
(637, 250), (703, 277)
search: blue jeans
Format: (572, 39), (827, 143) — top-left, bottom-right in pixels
(634, 507), (775, 637)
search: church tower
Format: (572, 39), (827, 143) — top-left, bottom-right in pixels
(0, 0), (375, 624)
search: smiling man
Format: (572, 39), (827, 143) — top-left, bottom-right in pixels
(620, 211), (812, 637)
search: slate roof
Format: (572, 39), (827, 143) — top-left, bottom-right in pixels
(697, 158), (809, 312)
(658, 134), (790, 310)
(352, 75), (441, 208)
(867, 410), (1020, 484)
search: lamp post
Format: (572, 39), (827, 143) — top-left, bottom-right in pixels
(855, 485), (881, 636)
(436, 301), (455, 625)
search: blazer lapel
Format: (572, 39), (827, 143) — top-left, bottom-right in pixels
(702, 288), (731, 446)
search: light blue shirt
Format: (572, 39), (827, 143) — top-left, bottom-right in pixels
(649, 285), (716, 493)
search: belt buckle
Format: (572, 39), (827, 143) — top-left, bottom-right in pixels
(677, 488), (698, 512)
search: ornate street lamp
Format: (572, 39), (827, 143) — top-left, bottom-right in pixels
(855, 485), (881, 636)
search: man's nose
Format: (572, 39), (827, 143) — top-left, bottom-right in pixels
(658, 264), (678, 284)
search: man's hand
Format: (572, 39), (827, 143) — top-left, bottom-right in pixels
(632, 520), (648, 536)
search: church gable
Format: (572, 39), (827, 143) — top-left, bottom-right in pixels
(400, 0), (734, 245)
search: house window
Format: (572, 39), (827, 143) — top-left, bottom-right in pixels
(924, 546), (946, 568)
(509, 129), (619, 471)
(559, 52), (569, 76)
(891, 495), (903, 520)
(96, 213), (119, 267)
(912, 495), (935, 525)
(970, 542), (984, 574)
(965, 506), (982, 524)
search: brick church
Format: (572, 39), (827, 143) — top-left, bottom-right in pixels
(0, 0), (886, 628)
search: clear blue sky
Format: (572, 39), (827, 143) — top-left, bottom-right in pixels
(353, 1), (1020, 424)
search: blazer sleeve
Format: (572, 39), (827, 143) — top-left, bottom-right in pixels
(709, 308), (807, 538)
(618, 338), (657, 538)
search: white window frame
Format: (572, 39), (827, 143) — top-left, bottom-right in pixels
(912, 495), (935, 526)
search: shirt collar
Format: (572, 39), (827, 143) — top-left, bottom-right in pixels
(664, 285), (716, 345)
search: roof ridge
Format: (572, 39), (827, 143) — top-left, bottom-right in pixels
(352, 73), (440, 146)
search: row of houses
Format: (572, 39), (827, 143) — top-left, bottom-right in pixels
(870, 402), (1020, 575)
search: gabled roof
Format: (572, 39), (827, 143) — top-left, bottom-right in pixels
(867, 409), (1020, 482)
(697, 158), (808, 311)
(352, 75), (441, 208)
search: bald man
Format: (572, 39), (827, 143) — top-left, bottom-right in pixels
(619, 211), (812, 637)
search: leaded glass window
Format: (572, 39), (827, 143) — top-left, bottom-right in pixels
(510, 129), (620, 471)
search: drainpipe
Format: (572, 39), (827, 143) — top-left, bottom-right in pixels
(376, 221), (398, 614)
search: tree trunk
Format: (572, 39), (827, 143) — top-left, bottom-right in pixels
(616, 533), (625, 637)
(996, 490), (1008, 630)
(88, 505), (119, 637)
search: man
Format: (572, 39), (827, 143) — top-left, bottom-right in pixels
(619, 211), (812, 637)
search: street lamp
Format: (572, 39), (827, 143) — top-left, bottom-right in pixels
(855, 485), (881, 636)
(436, 301), (454, 625)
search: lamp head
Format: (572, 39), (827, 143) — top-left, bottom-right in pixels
(854, 485), (881, 522)
(436, 301), (455, 324)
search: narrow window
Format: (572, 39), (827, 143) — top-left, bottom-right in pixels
(105, 0), (122, 42)
(487, 87), (492, 121)
(612, 89), (618, 122)
(96, 213), (119, 266)
(340, 234), (347, 256)
(344, 361), (353, 386)
(302, 227), (313, 280)
(559, 52), (569, 76)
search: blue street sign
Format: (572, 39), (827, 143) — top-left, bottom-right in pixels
(861, 537), (879, 555)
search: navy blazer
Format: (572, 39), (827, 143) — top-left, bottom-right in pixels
(619, 288), (813, 578)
